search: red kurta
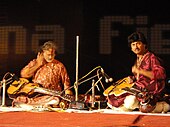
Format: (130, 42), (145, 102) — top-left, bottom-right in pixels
(134, 51), (166, 95)
(12, 59), (71, 106)
(28, 59), (71, 91)
(107, 51), (166, 107)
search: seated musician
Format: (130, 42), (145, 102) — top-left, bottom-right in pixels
(106, 31), (170, 113)
(11, 41), (73, 108)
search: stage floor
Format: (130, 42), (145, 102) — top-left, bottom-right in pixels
(0, 107), (170, 127)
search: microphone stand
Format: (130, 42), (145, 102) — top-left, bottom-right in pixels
(1, 79), (6, 107)
(60, 67), (103, 96)
(69, 68), (103, 110)
(74, 36), (79, 102)
(84, 77), (102, 109)
(84, 77), (102, 95)
(0, 72), (16, 107)
(91, 80), (95, 108)
(66, 74), (101, 93)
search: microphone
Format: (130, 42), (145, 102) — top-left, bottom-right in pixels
(11, 73), (19, 81)
(100, 68), (113, 83)
(1, 73), (19, 84)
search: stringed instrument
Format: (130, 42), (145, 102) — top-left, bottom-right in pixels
(103, 77), (134, 96)
(7, 78), (74, 102)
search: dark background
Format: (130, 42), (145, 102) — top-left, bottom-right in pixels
(1, 0), (170, 99)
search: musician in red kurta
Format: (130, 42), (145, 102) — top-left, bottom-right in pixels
(12, 41), (72, 108)
(107, 32), (170, 113)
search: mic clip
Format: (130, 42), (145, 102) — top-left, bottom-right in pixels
(100, 68), (113, 83)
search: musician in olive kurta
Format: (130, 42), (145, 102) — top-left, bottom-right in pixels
(12, 41), (72, 107)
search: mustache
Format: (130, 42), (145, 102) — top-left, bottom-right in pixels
(134, 48), (140, 51)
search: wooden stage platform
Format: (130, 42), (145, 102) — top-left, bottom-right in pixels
(0, 107), (170, 127)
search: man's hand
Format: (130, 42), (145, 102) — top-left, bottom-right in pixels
(132, 65), (140, 75)
(65, 89), (73, 95)
(36, 52), (44, 67)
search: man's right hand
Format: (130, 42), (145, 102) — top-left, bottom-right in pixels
(65, 89), (73, 95)
(36, 52), (44, 67)
(127, 76), (134, 84)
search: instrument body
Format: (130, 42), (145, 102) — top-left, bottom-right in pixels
(103, 77), (134, 97)
(104, 77), (157, 112)
(7, 78), (74, 102)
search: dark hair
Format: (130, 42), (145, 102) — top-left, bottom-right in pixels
(128, 32), (147, 47)
(41, 41), (57, 51)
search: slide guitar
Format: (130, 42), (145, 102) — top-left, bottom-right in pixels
(7, 78), (74, 102)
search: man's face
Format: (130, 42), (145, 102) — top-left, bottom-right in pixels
(43, 48), (55, 62)
(131, 41), (146, 55)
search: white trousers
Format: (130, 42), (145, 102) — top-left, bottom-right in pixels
(108, 95), (170, 113)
